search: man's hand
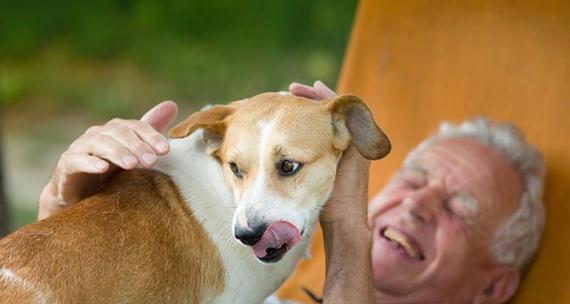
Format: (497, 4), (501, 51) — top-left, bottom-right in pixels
(321, 144), (370, 225)
(289, 80), (337, 100)
(290, 81), (374, 303)
(38, 101), (178, 220)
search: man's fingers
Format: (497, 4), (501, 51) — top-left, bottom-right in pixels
(65, 114), (170, 178)
(77, 135), (141, 170)
(140, 100), (178, 133)
(108, 119), (169, 155)
(313, 80), (337, 100)
(58, 152), (110, 176)
(289, 81), (337, 101)
(289, 82), (320, 100)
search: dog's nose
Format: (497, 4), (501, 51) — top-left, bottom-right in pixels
(234, 224), (267, 246)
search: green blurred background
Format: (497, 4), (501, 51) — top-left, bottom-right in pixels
(0, 0), (357, 231)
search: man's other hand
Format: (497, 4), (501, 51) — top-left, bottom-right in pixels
(38, 101), (178, 220)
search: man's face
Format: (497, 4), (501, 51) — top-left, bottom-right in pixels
(368, 138), (522, 302)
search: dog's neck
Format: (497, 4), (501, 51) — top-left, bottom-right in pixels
(156, 130), (234, 231)
(155, 130), (315, 303)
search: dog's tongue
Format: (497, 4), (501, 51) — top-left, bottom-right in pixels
(253, 221), (301, 258)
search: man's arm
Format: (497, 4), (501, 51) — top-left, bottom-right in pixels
(322, 221), (374, 303)
(320, 144), (375, 304)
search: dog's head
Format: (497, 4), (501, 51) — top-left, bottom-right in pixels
(169, 92), (390, 263)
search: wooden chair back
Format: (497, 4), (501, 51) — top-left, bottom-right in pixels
(278, 1), (570, 302)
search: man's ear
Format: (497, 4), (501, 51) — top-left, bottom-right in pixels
(475, 266), (520, 304)
(324, 95), (391, 160)
(168, 105), (235, 154)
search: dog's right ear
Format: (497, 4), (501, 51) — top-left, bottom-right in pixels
(324, 95), (391, 160)
(168, 105), (235, 154)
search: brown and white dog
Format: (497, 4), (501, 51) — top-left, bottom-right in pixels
(0, 92), (390, 303)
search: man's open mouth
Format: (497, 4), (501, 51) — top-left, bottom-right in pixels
(381, 227), (425, 260)
(252, 221), (301, 263)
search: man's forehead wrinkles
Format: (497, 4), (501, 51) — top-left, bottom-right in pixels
(407, 156), (480, 207)
(401, 164), (429, 176)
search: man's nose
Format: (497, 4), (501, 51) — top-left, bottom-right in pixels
(402, 186), (444, 224)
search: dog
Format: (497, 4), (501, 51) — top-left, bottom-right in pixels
(0, 92), (390, 303)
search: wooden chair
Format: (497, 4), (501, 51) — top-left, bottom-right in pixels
(277, 0), (570, 302)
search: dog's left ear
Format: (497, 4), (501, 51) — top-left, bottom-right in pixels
(324, 95), (391, 160)
(168, 105), (235, 154)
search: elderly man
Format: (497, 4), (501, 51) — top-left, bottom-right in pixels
(38, 82), (545, 303)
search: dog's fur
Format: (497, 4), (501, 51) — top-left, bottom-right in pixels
(0, 92), (390, 303)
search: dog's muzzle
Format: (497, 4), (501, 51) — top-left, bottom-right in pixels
(234, 220), (302, 263)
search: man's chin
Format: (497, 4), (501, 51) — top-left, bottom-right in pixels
(371, 250), (424, 295)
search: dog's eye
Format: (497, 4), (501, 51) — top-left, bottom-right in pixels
(277, 159), (302, 176)
(229, 162), (242, 178)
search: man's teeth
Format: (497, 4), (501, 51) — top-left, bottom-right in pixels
(383, 227), (420, 259)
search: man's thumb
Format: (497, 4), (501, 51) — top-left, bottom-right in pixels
(140, 100), (179, 133)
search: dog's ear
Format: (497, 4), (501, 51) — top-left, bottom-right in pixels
(169, 105), (234, 154)
(324, 95), (391, 160)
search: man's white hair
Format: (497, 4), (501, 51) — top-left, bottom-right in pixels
(404, 117), (545, 269)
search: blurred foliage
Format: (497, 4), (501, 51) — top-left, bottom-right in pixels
(9, 202), (36, 231)
(0, 0), (357, 118)
(0, 0), (357, 230)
